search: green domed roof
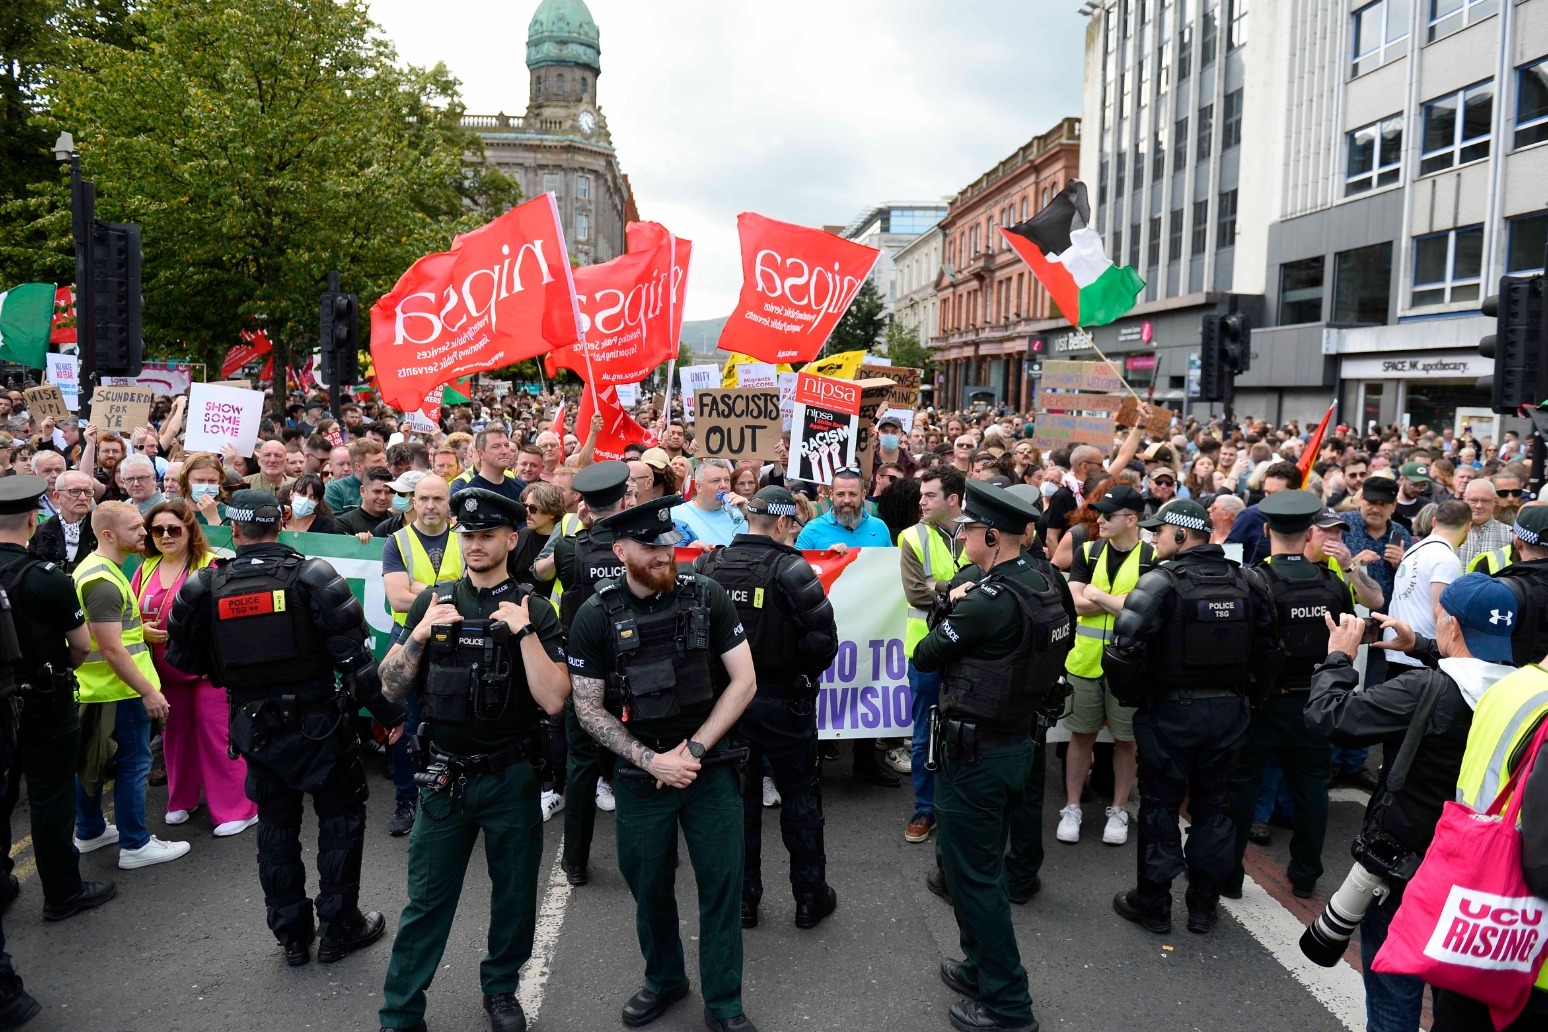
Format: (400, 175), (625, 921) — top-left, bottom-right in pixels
(527, 0), (600, 74)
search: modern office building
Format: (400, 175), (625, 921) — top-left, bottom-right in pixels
(839, 202), (950, 318)
(893, 226), (943, 349)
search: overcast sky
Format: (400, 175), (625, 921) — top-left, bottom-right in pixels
(366, 0), (1090, 322)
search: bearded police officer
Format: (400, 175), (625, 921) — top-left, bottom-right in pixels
(693, 486), (840, 931)
(375, 487), (570, 1032)
(552, 460), (635, 886)
(912, 481), (1073, 1032)
(1104, 499), (1285, 935)
(1226, 494), (1356, 901)
(567, 498), (759, 1032)
(168, 489), (404, 966)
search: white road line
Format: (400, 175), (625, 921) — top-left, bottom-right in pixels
(519, 849), (575, 1022)
(1329, 786), (1373, 807)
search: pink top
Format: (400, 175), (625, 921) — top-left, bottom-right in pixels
(132, 556), (207, 692)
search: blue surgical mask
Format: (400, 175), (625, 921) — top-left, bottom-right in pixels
(190, 484), (219, 502)
(392, 495), (413, 513)
(290, 496), (316, 518)
(880, 433), (900, 451)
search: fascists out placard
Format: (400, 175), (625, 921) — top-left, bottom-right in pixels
(695, 388), (781, 462)
(789, 373), (860, 485)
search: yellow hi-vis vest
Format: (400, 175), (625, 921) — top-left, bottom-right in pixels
(1066, 539), (1148, 679)
(1468, 544), (1515, 575)
(390, 525), (464, 626)
(548, 512), (588, 615)
(902, 522), (963, 659)
(1455, 662), (1548, 992)
(73, 553), (160, 704)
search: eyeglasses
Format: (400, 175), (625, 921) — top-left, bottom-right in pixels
(121, 475), (152, 485)
(60, 488), (92, 497)
(525, 503), (544, 513)
(1499, 489), (1524, 497)
(152, 525), (185, 538)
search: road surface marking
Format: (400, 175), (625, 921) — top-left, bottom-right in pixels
(518, 849), (575, 1020)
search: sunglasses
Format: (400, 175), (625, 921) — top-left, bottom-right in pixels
(525, 503), (544, 513)
(152, 524), (185, 538)
(1499, 489), (1524, 497)
(394, 490), (413, 498)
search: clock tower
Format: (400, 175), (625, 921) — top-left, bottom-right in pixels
(524, 0), (610, 145)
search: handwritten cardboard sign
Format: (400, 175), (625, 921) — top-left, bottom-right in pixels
(1037, 390), (1126, 413)
(694, 389), (782, 462)
(852, 378), (897, 480)
(90, 386), (154, 433)
(864, 364), (922, 409)
(24, 385), (69, 422)
(1031, 412), (1117, 451)
(1115, 396), (1178, 436)
(1040, 360), (1125, 394)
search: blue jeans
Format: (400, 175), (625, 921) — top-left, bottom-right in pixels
(1254, 760), (1292, 823)
(389, 692), (423, 805)
(909, 660), (940, 817)
(1360, 898), (1427, 1032)
(75, 697), (153, 850)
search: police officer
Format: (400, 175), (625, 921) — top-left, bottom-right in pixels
(913, 481), (1073, 1032)
(1226, 493), (1355, 901)
(374, 488), (570, 1032)
(1488, 504), (1548, 665)
(552, 459), (636, 884)
(1103, 499), (1285, 935)
(0, 477), (111, 1025)
(694, 486), (840, 931)
(168, 489), (404, 967)
(566, 498), (759, 1032)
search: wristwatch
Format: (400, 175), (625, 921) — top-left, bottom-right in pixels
(685, 740), (706, 760)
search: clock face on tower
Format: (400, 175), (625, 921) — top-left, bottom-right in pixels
(578, 110), (596, 134)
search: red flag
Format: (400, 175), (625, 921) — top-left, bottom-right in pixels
(626, 222), (692, 348)
(542, 242), (677, 385)
(716, 213), (880, 365)
(223, 329), (273, 377)
(260, 354), (273, 381)
(672, 547), (858, 591)
(550, 401), (566, 437)
(576, 383), (654, 462)
(50, 287), (76, 346)
(369, 195), (580, 411)
(1299, 401), (1336, 483)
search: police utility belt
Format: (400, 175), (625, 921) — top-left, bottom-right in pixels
(925, 709), (1028, 769)
(615, 739), (749, 782)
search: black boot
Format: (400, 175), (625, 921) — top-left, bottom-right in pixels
(283, 927), (314, 967)
(0, 979), (39, 1031)
(484, 991), (527, 1032)
(621, 983), (689, 1027)
(1185, 880), (1220, 934)
(794, 885), (837, 929)
(1112, 882), (1172, 934)
(926, 867), (954, 907)
(317, 910), (386, 962)
(741, 896), (758, 929)
(561, 861), (588, 886)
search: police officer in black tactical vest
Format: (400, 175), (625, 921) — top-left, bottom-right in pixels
(1225, 492), (1356, 902)
(693, 486), (840, 931)
(566, 498), (759, 1032)
(1488, 505), (1548, 665)
(374, 487), (571, 1032)
(168, 489), (405, 967)
(1103, 499), (1285, 936)
(552, 460), (635, 886)
(912, 481), (1073, 1032)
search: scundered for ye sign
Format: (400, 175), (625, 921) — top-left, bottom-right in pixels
(90, 387), (153, 433)
(185, 383), (263, 456)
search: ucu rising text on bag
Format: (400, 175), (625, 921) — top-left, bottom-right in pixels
(1423, 886), (1548, 972)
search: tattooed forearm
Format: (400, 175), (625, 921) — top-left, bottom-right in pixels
(572, 675), (656, 769)
(379, 637), (424, 704)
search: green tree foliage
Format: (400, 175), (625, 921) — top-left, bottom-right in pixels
(823, 278), (885, 358)
(1, 0), (519, 410)
(882, 319), (932, 374)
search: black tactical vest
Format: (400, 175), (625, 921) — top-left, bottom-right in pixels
(561, 529), (626, 631)
(940, 571), (1073, 726)
(695, 544), (803, 698)
(597, 575), (716, 727)
(209, 553), (331, 692)
(0, 557), (58, 696)
(1149, 559), (1255, 688)
(1495, 563), (1548, 668)
(1260, 557), (1347, 683)
(420, 580), (543, 737)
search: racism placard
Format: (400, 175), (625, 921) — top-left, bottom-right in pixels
(24, 385), (69, 422)
(185, 382), (263, 456)
(90, 386), (153, 434)
(694, 389), (781, 462)
(1040, 359), (1125, 393)
(789, 373), (861, 485)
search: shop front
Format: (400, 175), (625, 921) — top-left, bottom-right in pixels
(1332, 317), (1494, 434)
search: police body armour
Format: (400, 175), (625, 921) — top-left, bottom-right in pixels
(941, 569), (1072, 726)
(696, 546), (801, 697)
(211, 554), (329, 692)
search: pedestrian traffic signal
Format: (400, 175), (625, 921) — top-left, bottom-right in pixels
(319, 290), (359, 387)
(1477, 276), (1546, 414)
(1221, 312), (1252, 375)
(1199, 312), (1251, 402)
(91, 221), (143, 377)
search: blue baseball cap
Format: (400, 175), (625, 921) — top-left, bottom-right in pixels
(1439, 573), (1518, 664)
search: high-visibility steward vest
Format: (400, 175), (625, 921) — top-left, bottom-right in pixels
(1066, 539), (1150, 679)
(901, 522), (963, 659)
(73, 553), (160, 704)
(391, 525), (463, 626)
(549, 512), (589, 616)
(1468, 544), (1514, 575)
(1454, 661), (1548, 992)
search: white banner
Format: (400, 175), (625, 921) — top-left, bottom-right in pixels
(45, 353), (80, 411)
(185, 382), (264, 455)
(778, 371), (798, 432)
(811, 548), (911, 739)
(678, 364), (720, 422)
(736, 362), (777, 389)
(101, 361), (194, 397)
(616, 382), (640, 408)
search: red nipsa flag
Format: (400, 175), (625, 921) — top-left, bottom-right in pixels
(626, 222), (692, 349)
(576, 383), (654, 462)
(223, 329), (273, 378)
(543, 241), (677, 385)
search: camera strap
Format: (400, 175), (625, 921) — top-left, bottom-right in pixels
(1368, 674), (1447, 821)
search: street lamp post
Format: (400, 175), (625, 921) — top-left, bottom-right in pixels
(53, 132), (95, 397)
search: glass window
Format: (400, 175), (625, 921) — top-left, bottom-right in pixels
(1428, 0), (1498, 43)
(1217, 190), (1238, 246)
(1197, 103), (1213, 160)
(1202, 0), (1218, 66)
(576, 174), (590, 200)
(1345, 114), (1404, 194)
(1116, 152), (1127, 195)
(1178, 0), (1193, 80)
(576, 212), (590, 241)
(1148, 216), (1162, 267)
(1516, 58), (1548, 148)
(1419, 80), (1493, 175)
(1129, 222), (1141, 268)
(1114, 228), (1125, 264)
(1154, 124), (1167, 180)
(1411, 225), (1484, 306)
(1222, 89), (1244, 149)
(1278, 257), (1325, 324)
(1333, 242), (1393, 324)
(1173, 117), (1189, 170)
(1192, 199), (1209, 253)
(1352, 0), (1410, 77)
(1507, 212), (1548, 274)
(1169, 207), (1184, 261)
(1228, 0), (1248, 49)
(542, 172), (561, 195)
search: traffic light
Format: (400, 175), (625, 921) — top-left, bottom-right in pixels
(91, 221), (142, 377)
(1200, 314), (1225, 400)
(1221, 312), (1252, 375)
(1478, 276), (1546, 414)
(319, 290), (359, 387)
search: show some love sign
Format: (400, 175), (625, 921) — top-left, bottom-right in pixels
(185, 382), (264, 456)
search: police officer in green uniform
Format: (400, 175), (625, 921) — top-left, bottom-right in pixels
(566, 498), (759, 1032)
(0, 476), (111, 1026)
(1225, 494), (1355, 901)
(552, 460), (635, 886)
(913, 481), (1074, 1032)
(374, 487), (570, 1032)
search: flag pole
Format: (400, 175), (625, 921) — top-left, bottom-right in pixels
(1074, 325), (1146, 403)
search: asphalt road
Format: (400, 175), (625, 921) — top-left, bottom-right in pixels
(6, 745), (1375, 1032)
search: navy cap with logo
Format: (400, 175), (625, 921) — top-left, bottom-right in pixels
(953, 480), (1040, 532)
(226, 488), (283, 526)
(0, 475), (47, 515)
(746, 485), (800, 518)
(1313, 507), (1347, 530)
(572, 460), (631, 508)
(1514, 505), (1548, 546)
(877, 414), (903, 430)
(1439, 573), (1518, 664)
(598, 496), (686, 546)
(1093, 485), (1145, 515)
(1138, 498), (1210, 532)
(1258, 489), (1325, 534)
(450, 487), (525, 533)
(1361, 474), (1399, 503)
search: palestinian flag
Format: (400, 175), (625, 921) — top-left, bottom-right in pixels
(442, 374), (474, 404)
(1000, 181), (1143, 329)
(0, 283), (56, 369)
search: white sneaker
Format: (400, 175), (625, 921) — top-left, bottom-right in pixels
(118, 836), (191, 870)
(540, 790), (565, 823)
(213, 816), (258, 838)
(884, 746), (913, 774)
(1103, 806), (1130, 846)
(74, 824), (119, 853)
(595, 780), (616, 813)
(165, 809), (192, 826)
(1056, 805), (1082, 844)
(762, 776), (781, 808)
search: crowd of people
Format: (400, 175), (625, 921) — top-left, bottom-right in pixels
(0, 371), (1544, 1031)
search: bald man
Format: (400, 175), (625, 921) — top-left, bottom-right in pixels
(246, 440), (294, 493)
